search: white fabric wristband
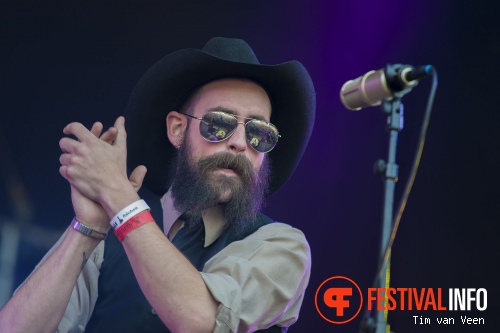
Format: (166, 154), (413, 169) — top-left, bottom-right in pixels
(110, 199), (150, 230)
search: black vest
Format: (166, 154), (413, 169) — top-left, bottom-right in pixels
(85, 213), (284, 332)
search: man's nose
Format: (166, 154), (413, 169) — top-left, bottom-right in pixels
(226, 122), (247, 153)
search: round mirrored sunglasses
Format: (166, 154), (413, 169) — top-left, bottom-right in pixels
(181, 110), (280, 153)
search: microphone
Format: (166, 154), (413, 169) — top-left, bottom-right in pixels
(340, 64), (433, 110)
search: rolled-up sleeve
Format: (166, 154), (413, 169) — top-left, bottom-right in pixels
(57, 240), (104, 333)
(200, 222), (311, 333)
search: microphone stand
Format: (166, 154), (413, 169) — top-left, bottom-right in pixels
(362, 97), (404, 333)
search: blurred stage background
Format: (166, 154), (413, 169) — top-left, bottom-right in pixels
(0, 1), (498, 332)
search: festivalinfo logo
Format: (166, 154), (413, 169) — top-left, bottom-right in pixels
(315, 276), (488, 326)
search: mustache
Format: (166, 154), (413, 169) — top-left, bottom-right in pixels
(196, 152), (255, 182)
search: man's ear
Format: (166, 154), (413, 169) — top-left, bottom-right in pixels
(166, 111), (187, 148)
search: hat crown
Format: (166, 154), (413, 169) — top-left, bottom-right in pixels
(202, 37), (260, 64)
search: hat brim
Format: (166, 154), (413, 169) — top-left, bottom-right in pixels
(125, 47), (315, 197)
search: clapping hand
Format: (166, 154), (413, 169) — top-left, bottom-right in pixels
(59, 117), (146, 231)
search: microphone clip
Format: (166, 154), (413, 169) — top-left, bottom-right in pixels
(384, 64), (418, 98)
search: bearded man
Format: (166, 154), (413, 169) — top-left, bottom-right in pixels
(0, 37), (315, 333)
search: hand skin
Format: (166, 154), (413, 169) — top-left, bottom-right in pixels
(64, 121), (146, 233)
(61, 117), (218, 332)
(70, 122), (118, 233)
(0, 122), (145, 333)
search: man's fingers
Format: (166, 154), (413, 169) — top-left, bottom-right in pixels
(129, 165), (147, 192)
(62, 121), (117, 151)
(113, 116), (127, 148)
(90, 122), (104, 138)
(63, 122), (94, 142)
(59, 165), (72, 183)
(59, 137), (80, 154)
(100, 127), (119, 144)
(59, 153), (73, 166)
(90, 120), (118, 144)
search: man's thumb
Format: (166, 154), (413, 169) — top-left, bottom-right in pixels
(129, 165), (147, 192)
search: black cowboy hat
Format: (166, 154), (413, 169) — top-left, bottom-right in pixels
(125, 37), (316, 197)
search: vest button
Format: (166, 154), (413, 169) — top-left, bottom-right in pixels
(151, 308), (157, 316)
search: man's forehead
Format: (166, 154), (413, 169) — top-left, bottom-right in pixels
(193, 78), (272, 118)
(206, 106), (268, 121)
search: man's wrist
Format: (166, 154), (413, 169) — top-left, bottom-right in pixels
(100, 186), (141, 219)
(71, 217), (108, 240)
(110, 199), (150, 229)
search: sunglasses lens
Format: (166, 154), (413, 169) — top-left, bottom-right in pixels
(196, 111), (279, 153)
(245, 120), (279, 153)
(199, 111), (238, 142)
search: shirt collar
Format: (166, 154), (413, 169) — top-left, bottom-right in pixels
(161, 189), (226, 247)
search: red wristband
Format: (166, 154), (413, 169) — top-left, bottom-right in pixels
(115, 210), (154, 241)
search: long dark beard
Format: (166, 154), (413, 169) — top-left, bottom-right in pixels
(170, 136), (271, 233)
